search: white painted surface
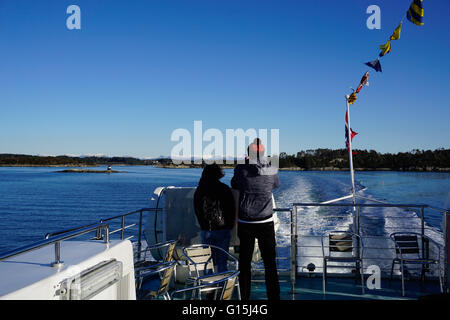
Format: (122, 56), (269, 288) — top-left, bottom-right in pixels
(0, 240), (136, 300)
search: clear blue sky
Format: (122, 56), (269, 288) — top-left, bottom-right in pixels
(1, 0), (449, 158)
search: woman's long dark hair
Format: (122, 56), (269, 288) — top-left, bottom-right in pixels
(199, 164), (224, 183)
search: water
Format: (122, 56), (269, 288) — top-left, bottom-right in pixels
(0, 166), (449, 255)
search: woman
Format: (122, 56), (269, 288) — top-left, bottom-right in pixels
(193, 164), (236, 272)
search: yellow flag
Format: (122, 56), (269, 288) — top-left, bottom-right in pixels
(347, 92), (357, 105)
(379, 40), (391, 57)
(407, 0), (424, 26)
(390, 23), (402, 41)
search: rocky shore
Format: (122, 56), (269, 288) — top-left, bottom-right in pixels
(58, 169), (120, 173)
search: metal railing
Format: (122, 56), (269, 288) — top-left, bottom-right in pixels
(288, 200), (449, 293)
(0, 208), (162, 268)
(43, 207), (162, 262)
(1, 198), (447, 296)
(0, 222), (110, 268)
(245, 199), (448, 295)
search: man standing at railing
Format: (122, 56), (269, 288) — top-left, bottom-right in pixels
(231, 138), (280, 300)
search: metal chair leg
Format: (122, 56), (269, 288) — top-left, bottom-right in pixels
(390, 260), (395, 281)
(360, 260), (365, 295)
(322, 258), (327, 294)
(438, 263), (443, 293)
(236, 282), (241, 300)
(400, 260), (405, 297)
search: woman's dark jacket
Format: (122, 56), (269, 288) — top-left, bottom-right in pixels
(194, 178), (236, 231)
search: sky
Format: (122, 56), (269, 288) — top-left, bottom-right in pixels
(0, 0), (449, 159)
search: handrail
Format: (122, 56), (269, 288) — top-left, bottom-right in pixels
(100, 207), (162, 223)
(0, 222), (110, 267)
(293, 202), (428, 208)
(44, 207), (162, 239)
(427, 205), (449, 214)
(288, 199), (448, 293)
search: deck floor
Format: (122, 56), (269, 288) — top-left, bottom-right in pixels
(165, 274), (443, 300)
(248, 274), (443, 300)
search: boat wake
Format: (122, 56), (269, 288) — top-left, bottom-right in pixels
(272, 173), (444, 276)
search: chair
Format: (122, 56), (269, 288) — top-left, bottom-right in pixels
(170, 270), (240, 300)
(134, 239), (177, 269)
(182, 244), (240, 299)
(389, 232), (443, 296)
(321, 231), (365, 294)
(135, 260), (176, 300)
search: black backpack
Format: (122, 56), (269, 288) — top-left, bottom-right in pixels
(200, 194), (226, 230)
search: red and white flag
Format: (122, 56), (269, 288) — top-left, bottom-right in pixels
(345, 111), (358, 154)
(356, 71), (369, 94)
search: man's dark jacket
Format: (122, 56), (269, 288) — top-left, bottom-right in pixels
(194, 178), (236, 231)
(231, 158), (280, 222)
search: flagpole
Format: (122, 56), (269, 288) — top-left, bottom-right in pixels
(345, 95), (356, 205)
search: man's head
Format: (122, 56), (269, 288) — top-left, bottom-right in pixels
(247, 138), (265, 160)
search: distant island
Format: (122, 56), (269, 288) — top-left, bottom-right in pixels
(1, 148), (449, 172)
(58, 168), (120, 173)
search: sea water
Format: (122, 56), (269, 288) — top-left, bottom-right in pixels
(0, 166), (449, 257)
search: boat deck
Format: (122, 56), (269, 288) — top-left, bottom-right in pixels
(249, 274), (443, 300)
(164, 273), (444, 301)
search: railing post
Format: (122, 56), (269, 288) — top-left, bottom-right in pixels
(121, 216), (125, 240)
(96, 219), (103, 240)
(356, 206), (360, 237)
(421, 206), (425, 239)
(290, 208), (296, 297)
(104, 224), (109, 244)
(421, 207), (426, 278)
(445, 210), (449, 293)
(293, 205), (299, 297)
(51, 241), (64, 268)
(355, 206), (362, 278)
(137, 209), (143, 261)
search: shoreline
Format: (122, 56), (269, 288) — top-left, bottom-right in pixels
(0, 164), (147, 168)
(157, 165), (450, 172)
(0, 164), (98, 167)
(1, 164), (449, 173)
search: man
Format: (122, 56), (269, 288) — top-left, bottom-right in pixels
(231, 138), (280, 300)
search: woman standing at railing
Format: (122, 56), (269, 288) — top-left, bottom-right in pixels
(193, 164), (236, 273)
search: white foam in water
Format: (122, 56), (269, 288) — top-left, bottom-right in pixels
(272, 174), (445, 277)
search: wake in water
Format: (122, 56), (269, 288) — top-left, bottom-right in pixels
(272, 172), (445, 276)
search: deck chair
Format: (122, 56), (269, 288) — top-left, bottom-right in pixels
(134, 239), (177, 269)
(321, 231), (365, 294)
(170, 270), (240, 300)
(389, 232), (443, 296)
(182, 244), (240, 299)
(135, 260), (176, 300)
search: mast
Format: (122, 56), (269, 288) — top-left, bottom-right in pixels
(345, 95), (356, 204)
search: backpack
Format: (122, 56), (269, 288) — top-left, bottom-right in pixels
(200, 194), (225, 230)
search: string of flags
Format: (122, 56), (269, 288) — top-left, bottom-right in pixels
(345, 0), (424, 152)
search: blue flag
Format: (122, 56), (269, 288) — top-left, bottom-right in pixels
(365, 59), (382, 72)
(407, 0), (424, 26)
